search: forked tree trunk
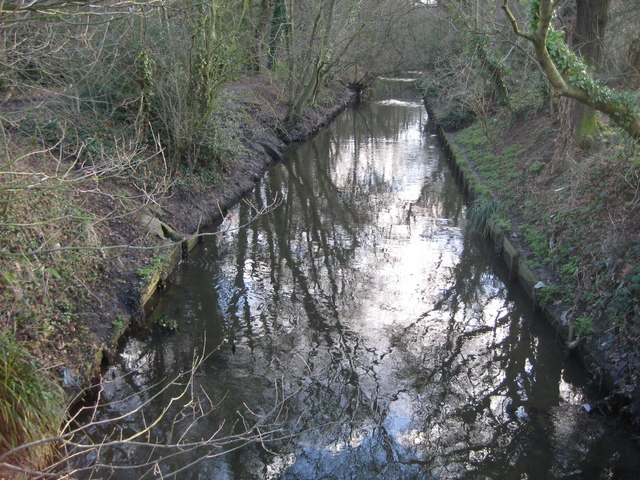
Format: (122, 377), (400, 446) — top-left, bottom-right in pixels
(503, 0), (639, 144)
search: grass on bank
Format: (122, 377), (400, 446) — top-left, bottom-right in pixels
(450, 110), (640, 350)
(0, 332), (66, 472)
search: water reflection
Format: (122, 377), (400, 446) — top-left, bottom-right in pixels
(84, 78), (639, 479)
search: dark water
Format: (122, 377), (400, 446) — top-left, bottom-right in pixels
(85, 78), (639, 479)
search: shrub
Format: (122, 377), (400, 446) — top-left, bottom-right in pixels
(439, 107), (476, 131)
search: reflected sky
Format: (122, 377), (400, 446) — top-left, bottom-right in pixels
(81, 78), (640, 480)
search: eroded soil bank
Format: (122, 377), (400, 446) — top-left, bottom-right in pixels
(0, 77), (359, 397)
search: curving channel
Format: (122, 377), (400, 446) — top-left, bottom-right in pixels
(84, 77), (640, 479)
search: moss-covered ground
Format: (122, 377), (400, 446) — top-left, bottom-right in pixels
(448, 109), (640, 417)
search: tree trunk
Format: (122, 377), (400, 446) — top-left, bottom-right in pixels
(571, 0), (610, 148)
(255, 0), (272, 72)
(268, 0), (288, 70)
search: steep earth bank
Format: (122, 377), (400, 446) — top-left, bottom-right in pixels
(1, 76), (359, 398)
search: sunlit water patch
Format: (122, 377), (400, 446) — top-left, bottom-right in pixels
(375, 99), (424, 108)
(78, 78), (640, 479)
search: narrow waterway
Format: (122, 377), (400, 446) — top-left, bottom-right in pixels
(85, 78), (639, 479)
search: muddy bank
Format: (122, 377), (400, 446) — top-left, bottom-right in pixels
(64, 78), (360, 390)
(130, 81), (359, 322)
(423, 99), (640, 427)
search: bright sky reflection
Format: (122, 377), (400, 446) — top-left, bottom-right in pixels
(84, 77), (640, 480)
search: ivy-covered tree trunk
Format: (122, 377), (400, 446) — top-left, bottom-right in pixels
(571, 0), (611, 148)
(502, 0), (640, 143)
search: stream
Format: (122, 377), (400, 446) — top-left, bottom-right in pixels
(84, 77), (640, 479)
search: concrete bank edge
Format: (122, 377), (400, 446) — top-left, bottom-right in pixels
(422, 99), (618, 395)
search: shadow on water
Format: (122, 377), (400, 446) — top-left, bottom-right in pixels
(80, 78), (640, 479)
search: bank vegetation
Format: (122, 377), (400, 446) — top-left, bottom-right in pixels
(2, 0), (640, 476)
(419, 0), (640, 423)
(0, 0), (436, 476)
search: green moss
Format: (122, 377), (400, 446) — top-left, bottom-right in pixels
(137, 254), (169, 279)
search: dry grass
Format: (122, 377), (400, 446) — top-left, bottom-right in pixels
(0, 332), (66, 477)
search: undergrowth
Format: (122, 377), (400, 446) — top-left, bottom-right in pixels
(452, 107), (640, 356)
(0, 332), (65, 470)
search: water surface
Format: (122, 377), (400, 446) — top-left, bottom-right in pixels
(87, 78), (639, 479)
